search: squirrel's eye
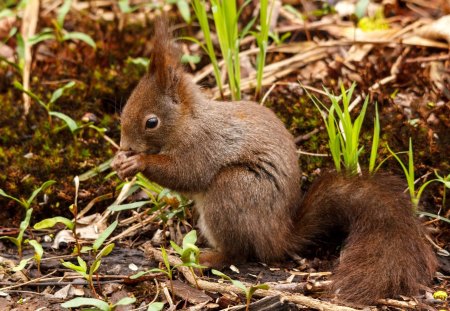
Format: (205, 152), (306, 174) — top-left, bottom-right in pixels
(145, 116), (159, 129)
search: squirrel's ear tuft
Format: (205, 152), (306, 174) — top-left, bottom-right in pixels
(149, 17), (182, 92)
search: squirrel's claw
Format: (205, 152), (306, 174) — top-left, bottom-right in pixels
(112, 152), (144, 179)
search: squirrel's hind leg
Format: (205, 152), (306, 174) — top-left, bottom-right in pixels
(194, 165), (296, 265)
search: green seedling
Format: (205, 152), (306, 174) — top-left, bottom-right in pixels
(61, 296), (135, 311)
(34, 216), (74, 231)
(108, 173), (191, 222)
(61, 243), (115, 297)
(209, 0), (242, 100)
(0, 180), (55, 210)
(170, 230), (206, 287)
(212, 269), (269, 311)
(147, 302), (165, 311)
(28, 0), (96, 49)
(387, 138), (417, 208)
(13, 238), (45, 273)
(25, 239), (44, 274)
(0, 180), (55, 258)
(268, 31), (291, 46)
(81, 220), (118, 253)
(191, 0), (257, 100)
(308, 83), (379, 174)
(35, 176), (83, 254)
(190, 0), (224, 98)
(130, 246), (175, 298)
(14, 80), (78, 131)
(389, 141), (450, 215)
(0, 208), (32, 258)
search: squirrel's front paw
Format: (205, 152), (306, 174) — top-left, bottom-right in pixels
(112, 152), (144, 179)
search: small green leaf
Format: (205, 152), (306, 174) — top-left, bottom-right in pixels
(230, 279), (247, 293)
(90, 259), (102, 275)
(13, 80), (46, 107)
(170, 241), (183, 255)
(161, 247), (171, 273)
(80, 245), (93, 253)
(49, 111), (79, 132)
(34, 216), (74, 230)
(177, 0), (191, 23)
(62, 31), (96, 49)
(93, 221), (117, 251)
(0, 9), (14, 19)
(127, 57), (150, 68)
(96, 243), (115, 259)
(26, 180), (56, 208)
(57, 0), (72, 28)
(0, 189), (24, 207)
(60, 297), (110, 310)
(12, 258), (31, 272)
(114, 297), (136, 306)
(18, 208), (33, 242)
(79, 158), (113, 181)
(27, 239), (44, 260)
(147, 302), (165, 311)
(180, 54), (201, 64)
(157, 188), (171, 201)
(182, 230), (197, 249)
(49, 81), (75, 104)
(77, 256), (88, 271)
(211, 269), (232, 281)
(130, 268), (166, 279)
(61, 261), (86, 274)
(108, 200), (151, 211)
(178, 262), (207, 269)
(118, 0), (134, 13)
(355, 0), (370, 19)
(27, 31), (55, 46)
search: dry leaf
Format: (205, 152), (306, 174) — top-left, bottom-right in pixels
(416, 15), (450, 44)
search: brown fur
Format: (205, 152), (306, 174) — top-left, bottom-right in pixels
(111, 20), (437, 304)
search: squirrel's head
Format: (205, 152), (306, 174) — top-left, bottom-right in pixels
(119, 18), (193, 154)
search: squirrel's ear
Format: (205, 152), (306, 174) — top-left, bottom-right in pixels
(148, 18), (181, 93)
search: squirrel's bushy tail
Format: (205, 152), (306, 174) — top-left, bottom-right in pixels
(296, 172), (437, 304)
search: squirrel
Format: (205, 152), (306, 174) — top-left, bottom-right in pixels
(111, 19), (437, 304)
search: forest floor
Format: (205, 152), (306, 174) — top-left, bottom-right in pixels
(0, 0), (449, 310)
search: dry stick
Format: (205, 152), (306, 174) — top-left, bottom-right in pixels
(406, 53), (450, 63)
(214, 50), (330, 98)
(142, 244), (359, 311)
(0, 270), (57, 291)
(107, 212), (160, 243)
(78, 192), (114, 219)
(0, 274), (150, 294)
(20, 0), (39, 115)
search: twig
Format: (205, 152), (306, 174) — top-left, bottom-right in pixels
(142, 243), (359, 311)
(294, 128), (320, 144)
(297, 149), (329, 157)
(0, 270), (57, 291)
(20, 0), (39, 115)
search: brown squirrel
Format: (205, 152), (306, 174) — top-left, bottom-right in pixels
(111, 20), (437, 304)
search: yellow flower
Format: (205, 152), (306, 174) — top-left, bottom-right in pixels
(433, 290), (448, 301)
